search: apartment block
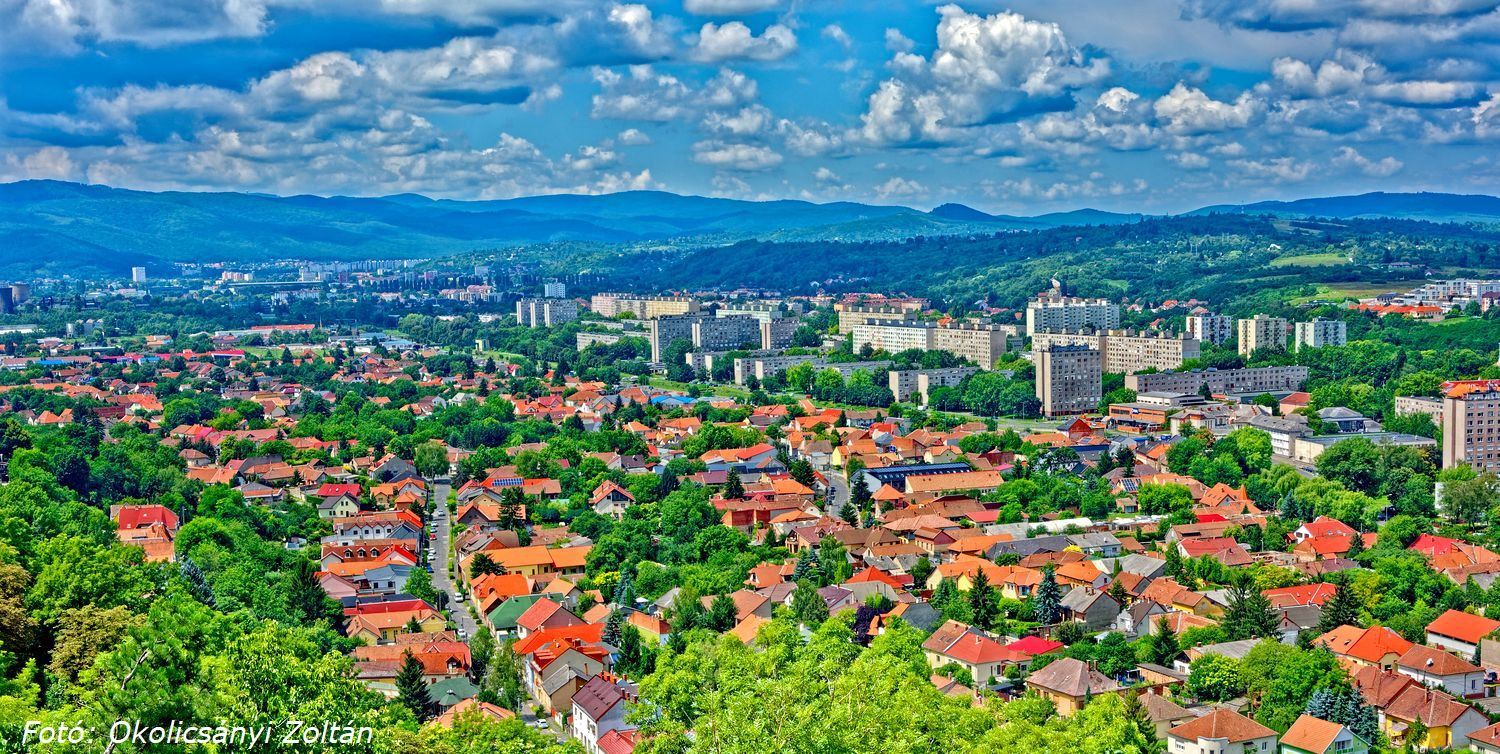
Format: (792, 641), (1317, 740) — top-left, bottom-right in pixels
(691, 315), (761, 353)
(543, 281), (566, 298)
(931, 323), (1010, 369)
(591, 293), (700, 319)
(1036, 345), (1102, 417)
(1237, 314), (1289, 356)
(576, 331), (624, 351)
(1029, 329), (1199, 374)
(732, 355), (892, 385)
(1185, 314), (1232, 345)
(515, 297), (579, 328)
(888, 367), (979, 405)
(851, 320), (936, 354)
(648, 315), (699, 363)
(1394, 395), (1443, 424)
(1124, 365), (1309, 395)
(717, 302), (798, 323)
(1293, 317), (1348, 351)
(1025, 293), (1120, 335)
(760, 318), (800, 350)
(1441, 380), (1500, 473)
(836, 304), (919, 333)
(852, 320), (1009, 367)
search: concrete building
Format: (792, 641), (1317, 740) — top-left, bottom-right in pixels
(717, 302), (798, 323)
(1393, 395), (1443, 424)
(1029, 329), (1200, 374)
(1036, 345), (1102, 417)
(1238, 314), (1290, 356)
(888, 367), (979, 405)
(1185, 314), (1233, 345)
(648, 315), (699, 363)
(851, 320), (935, 355)
(590, 293), (699, 320)
(760, 318), (799, 350)
(543, 280), (566, 298)
(515, 298), (579, 328)
(1125, 365), (1309, 396)
(1441, 380), (1500, 473)
(131, 266), (147, 284)
(931, 322), (1010, 369)
(692, 315), (761, 354)
(733, 354), (892, 385)
(837, 304), (919, 334)
(1026, 293), (1120, 336)
(1293, 318), (1347, 352)
(576, 331), (625, 351)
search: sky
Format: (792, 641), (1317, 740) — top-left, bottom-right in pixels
(1, 0), (1499, 214)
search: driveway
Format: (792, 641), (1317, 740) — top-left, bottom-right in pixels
(428, 479), (478, 639)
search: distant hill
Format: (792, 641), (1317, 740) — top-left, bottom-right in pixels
(1191, 191), (1500, 224)
(2, 180), (1499, 276)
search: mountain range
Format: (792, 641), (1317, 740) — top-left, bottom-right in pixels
(2, 180), (1498, 277)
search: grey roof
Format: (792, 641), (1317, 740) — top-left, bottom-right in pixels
(1027, 657), (1123, 697)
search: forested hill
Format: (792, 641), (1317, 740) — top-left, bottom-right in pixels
(587, 214), (1500, 313)
(5, 179), (1500, 279)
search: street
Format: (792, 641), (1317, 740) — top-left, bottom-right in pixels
(826, 471), (850, 521)
(428, 479), (478, 639)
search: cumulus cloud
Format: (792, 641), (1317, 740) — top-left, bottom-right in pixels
(856, 5), (1110, 145)
(692, 140), (783, 170)
(1332, 146), (1403, 175)
(690, 21), (797, 62)
(1229, 156), (1315, 181)
(591, 65), (755, 121)
(617, 128), (652, 145)
(875, 176), (926, 199)
(1154, 83), (1259, 134)
(2, 0), (267, 51)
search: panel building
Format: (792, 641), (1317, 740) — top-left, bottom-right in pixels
(1036, 345), (1102, 417)
(1025, 293), (1120, 336)
(1185, 314), (1233, 346)
(591, 293), (700, 319)
(837, 304), (920, 333)
(1124, 365), (1309, 396)
(851, 320), (1009, 368)
(1237, 315), (1289, 356)
(1029, 329), (1199, 374)
(888, 367), (979, 405)
(650, 314), (767, 362)
(1441, 380), (1500, 473)
(1293, 317), (1348, 352)
(515, 297), (579, 328)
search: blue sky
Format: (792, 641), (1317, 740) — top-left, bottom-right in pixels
(2, 0), (1498, 213)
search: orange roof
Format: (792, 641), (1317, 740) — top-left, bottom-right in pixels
(1426, 609), (1500, 644)
(1169, 708), (1276, 744)
(1280, 715), (1347, 754)
(1313, 625), (1413, 664)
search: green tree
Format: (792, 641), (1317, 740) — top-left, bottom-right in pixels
(791, 579), (828, 626)
(1033, 566), (1062, 625)
(405, 566), (440, 607)
(723, 469), (744, 499)
(1187, 654), (1246, 702)
(1316, 579), (1363, 634)
(969, 569), (998, 630)
(1222, 577), (1280, 640)
(397, 650), (437, 721)
(414, 442), (449, 479)
(1144, 616), (1181, 666)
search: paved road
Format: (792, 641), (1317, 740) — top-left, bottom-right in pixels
(826, 471), (850, 521)
(428, 480), (478, 639)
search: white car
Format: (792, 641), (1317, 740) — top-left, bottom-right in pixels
(456, 628), (468, 640)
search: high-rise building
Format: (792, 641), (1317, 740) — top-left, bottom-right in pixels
(591, 293), (699, 319)
(1036, 345), (1102, 417)
(1029, 329), (1199, 374)
(543, 281), (567, 298)
(888, 367), (979, 405)
(850, 320), (1010, 368)
(515, 298), (579, 328)
(1125, 365), (1309, 395)
(1026, 292), (1120, 335)
(836, 304), (919, 333)
(1237, 314), (1289, 357)
(1185, 314), (1233, 345)
(131, 267), (147, 284)
(1293, 318), (1347, 352)
(1441, 380), (1500, 473)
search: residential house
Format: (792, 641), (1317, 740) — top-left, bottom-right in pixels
(1025, 657), (1123, 717)
(1313, 625), (1413, 671)
(570, 675), (637, 754)
(1279, 715), (1368, 754)
(1395, 644), (1487, 699)
(1060, 587), (1122, 630)
(1381, 686), (1489, 750)
(921, 620), (1018, 687)
(1167, 708), (1278, 754)
(1424, 609), (1500, 658)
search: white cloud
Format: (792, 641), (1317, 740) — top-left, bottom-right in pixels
(0, 146), (77, 181)
(813, 166), (841, 183)
(607, 4), (676, 60)
(1229, 156), (1314, 181)
(857, 5), (1110, 145)
(692, 140), (783, 170)
(1333, 146), (1402, 175)
(3, 0), (267, 51)
(822, 24), (851, 49)
(703, 105), (772, 135)
(690, 21), (797, 62)
(875, 176), (926, 199)
(1153, 83), (1259, 134)
(617, 128), (652, 145)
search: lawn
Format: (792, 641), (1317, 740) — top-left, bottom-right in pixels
(1268, 252), (1351, 268)
(1287, 282), (1412, 304)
